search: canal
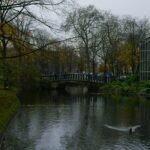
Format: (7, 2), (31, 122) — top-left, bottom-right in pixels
(1, 90), (150, 150)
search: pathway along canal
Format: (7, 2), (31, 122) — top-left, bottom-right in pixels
(1, 90), (150, 150)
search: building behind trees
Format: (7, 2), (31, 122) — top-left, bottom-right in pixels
(140, 37), (150, 80)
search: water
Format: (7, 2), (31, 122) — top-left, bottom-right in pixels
(1, 91), (150, 150)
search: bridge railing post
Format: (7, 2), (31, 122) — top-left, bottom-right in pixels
(72, 74), (74, 80)
(83, 73), (86, 81)
(49, 75), (51, 81)
(58, 74), (61, 80)
(74, 74), (76, 80)
(71, 73), (73, 80)
(68, 73), (71, 80)
(81, 73), (83, 80)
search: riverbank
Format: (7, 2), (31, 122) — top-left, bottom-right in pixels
(100, 79), (150, 97)
(0, 89), (20, 145)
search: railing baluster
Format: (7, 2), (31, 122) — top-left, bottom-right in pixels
(40, 73), (106, 84)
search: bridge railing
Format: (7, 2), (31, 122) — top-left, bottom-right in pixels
(41, 73), (112, 83)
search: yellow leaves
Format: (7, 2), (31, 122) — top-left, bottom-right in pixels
(59, 49), (69, 65)
(1, 22), (30, 50)
(99, 64), (112, 72)
(117, 41), (139, 73)
(118, 42), (132, 65)
(0, 23), (16, 37)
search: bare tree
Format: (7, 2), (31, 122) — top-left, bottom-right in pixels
(62, 5), (103, 72)
(122, 16), (150, 74)
(102, 12), (122, 76)
(98, 28), (110, 77)
(0, 0), (70, 87)
(0, 0), (69, 57)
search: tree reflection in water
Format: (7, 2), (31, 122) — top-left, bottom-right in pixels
(2, 91), (150, 150)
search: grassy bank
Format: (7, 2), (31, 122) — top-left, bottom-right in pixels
(100, 75), (150, 96)
(0, 89), (20, 137)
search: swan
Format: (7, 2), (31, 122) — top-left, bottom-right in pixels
(104, 124), (141, 133)
(128, 125), (141, 133)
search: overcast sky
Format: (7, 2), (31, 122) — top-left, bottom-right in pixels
(76, 0), (150, 19)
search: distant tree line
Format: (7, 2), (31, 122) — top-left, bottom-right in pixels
(0, 0), (72, 88)
(0, 2), (149, 88)
(62, 5), (149, 76)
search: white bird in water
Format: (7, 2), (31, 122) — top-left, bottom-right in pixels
(128, 125), (141, 133)
(104, 124), (141, 133)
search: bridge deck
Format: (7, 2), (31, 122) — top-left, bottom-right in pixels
(41, 73), (111, 83)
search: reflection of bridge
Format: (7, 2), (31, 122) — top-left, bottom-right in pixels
(40, 73), (105, 83)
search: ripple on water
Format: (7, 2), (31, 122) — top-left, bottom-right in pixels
(2, 94), (150, 150)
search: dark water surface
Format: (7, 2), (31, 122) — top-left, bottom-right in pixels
(2, 90), (150, 150)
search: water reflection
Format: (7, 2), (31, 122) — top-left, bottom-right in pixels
(2, 91), (150, 150)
